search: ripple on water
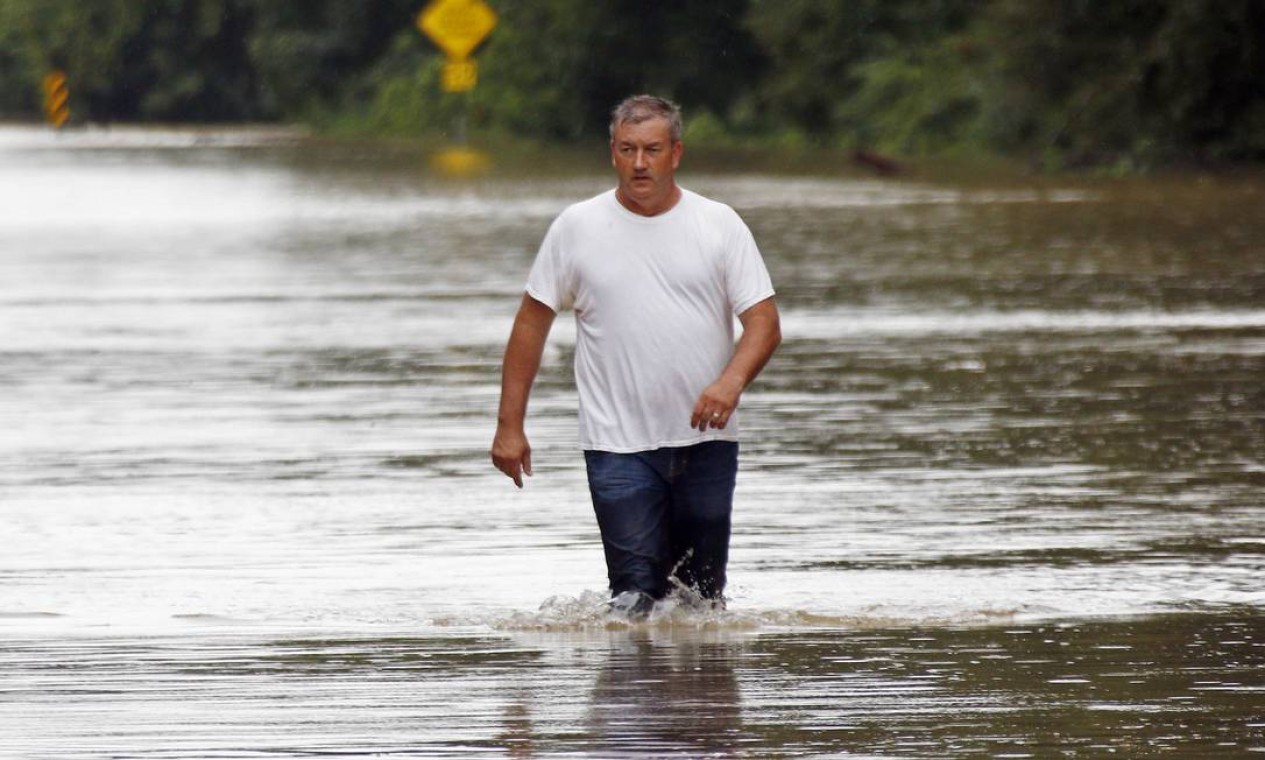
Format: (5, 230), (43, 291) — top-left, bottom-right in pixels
(1, 613), (1260, 758)
(1, 127), (1263, 757)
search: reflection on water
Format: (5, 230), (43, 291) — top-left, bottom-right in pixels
(2, 617), (1260, 757)
(0, 126), (1262, 756)
(584, 631), (747, 756)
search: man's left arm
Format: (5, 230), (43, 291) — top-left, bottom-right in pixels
(691, 296), (782, 431)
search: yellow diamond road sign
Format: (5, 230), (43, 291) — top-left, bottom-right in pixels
(417, 0), (497, 61)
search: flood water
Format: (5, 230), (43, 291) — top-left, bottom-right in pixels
(1, 125), (1262, 758)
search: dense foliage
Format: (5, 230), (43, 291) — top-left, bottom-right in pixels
(2, 0), (1262, 166)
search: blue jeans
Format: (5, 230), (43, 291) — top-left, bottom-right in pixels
(583, 441), (738, 601)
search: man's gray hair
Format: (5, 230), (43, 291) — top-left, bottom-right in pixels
(610, 95), (683, 143)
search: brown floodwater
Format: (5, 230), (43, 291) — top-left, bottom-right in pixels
(0, 126), (1261, 757)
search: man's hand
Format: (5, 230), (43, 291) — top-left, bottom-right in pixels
(691, 379), (742, 431)
(690, 297), (781, 432)
(491, 425), (533, 488)
(491, 294), (555, 489)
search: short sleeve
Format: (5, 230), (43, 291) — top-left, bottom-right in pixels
(723, 209), (776, 315)
(525, 214), (573, 312)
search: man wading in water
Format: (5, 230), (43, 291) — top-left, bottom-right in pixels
(491, 95), (781, 620)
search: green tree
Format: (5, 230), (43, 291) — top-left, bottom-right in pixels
(472, 0), (599, 138)
(840, 32), (987, 155)
(743, 0), (982, 145)
(353, 0), (766, 141)
(1, 0), (149, 119)
(980, 0), (1265, 165)
(578, 0), (766, 136)
(243, 0), (418, 118)
(0, 0), (1261, 167)
(0, 0), (262, 121)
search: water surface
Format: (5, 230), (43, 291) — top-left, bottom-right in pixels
(1, 126), (1261, 757)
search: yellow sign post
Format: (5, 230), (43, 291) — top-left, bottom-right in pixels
(42, 70), (70, 129)
(416, 0), (497, 92)
(440, 59), (479, 93)
(416, 0), (496, 173)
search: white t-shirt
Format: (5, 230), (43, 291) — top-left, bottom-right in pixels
(526, 188), (775, 452)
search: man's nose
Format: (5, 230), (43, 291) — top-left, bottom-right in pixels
(633, 149), (649, 168)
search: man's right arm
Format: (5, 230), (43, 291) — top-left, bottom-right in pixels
(491, 293), (557, 488)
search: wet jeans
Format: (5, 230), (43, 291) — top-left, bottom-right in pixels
(583, 441), (738, 601)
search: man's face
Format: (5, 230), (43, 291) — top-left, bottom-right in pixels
(610, 117), (683, 215)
